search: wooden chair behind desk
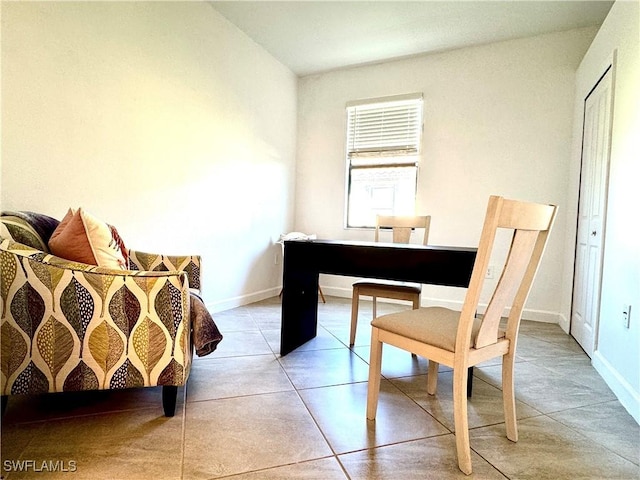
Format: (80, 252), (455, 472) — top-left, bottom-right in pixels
(350, 215), (431, 346)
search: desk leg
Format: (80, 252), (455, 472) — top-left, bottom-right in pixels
(280, 267), (319, 355)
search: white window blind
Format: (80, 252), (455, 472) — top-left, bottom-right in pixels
(346, 94), (423, 160)
(344, 93), (424, 228)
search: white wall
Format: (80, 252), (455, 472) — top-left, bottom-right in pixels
(1, 2), (298, 311)
(567, 0), (639, 422)
(296, 27), (598, 321)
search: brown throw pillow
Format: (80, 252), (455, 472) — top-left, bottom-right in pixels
(49, 208), (127, 269)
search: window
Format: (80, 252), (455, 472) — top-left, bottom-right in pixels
(345, 93), (423, 228)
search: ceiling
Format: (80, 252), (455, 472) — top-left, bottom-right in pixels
(209, 1), (614, 76)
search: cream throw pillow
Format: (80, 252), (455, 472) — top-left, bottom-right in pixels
(49, 208), (127, 269)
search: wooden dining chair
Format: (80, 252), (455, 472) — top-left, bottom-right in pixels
(350, 215), (431, 346)
(366, 196), (557, 475)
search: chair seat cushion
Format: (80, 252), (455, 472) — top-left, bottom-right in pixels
(372, 307), (490, 352)
(353, 279), (422, 294)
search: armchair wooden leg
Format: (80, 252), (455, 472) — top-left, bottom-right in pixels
(162, 386), (178, 417)
(453, 366), (473, 475)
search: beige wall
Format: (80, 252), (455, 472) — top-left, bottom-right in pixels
(568, 0), (639, 422)
(1, 2), (298, 311)
(295, 27), (598, 321)
(2, 0), (636, 420)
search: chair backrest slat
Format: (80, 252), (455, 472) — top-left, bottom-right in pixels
(375, 215), (431, 245)
(455, 196), (557, 351)
(497, 200), (557, 231)
(476, 229), (538, 347)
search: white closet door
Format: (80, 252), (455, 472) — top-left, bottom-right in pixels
(571, 66), (614, 357)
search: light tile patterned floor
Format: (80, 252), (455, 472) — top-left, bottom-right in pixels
(2, 296), (639, 479)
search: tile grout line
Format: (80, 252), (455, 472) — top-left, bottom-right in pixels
(252, 306), (350, 477)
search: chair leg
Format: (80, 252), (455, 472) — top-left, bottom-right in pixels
(366, 328), (383, 420)
(350, 288), (360, 347)
(453, 366), (473, 475)
(162, 385), (178, 417)
(427, 360), (439, 395)
(318, 285), (326, 303)
(503, 351), (518, 442)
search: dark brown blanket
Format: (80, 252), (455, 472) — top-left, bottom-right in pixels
(190, 292), (223, 357)
(2, 210), (60, 243)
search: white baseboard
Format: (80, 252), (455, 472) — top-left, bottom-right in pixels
(515, 308), (562, 324)
(592, 351), (640, 424)
(316, 286), (353, 300)
(321, 286), (561, 324)
(321, 285), (466, 309)
(557, 313), (570, 333)
(207, 287), (280, 314)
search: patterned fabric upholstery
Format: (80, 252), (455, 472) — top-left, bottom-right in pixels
(0, 213), (201, 399)
(0, 212), (58, 252)
(128, 249), (201, 292)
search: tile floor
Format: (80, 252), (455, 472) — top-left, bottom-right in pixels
(1, 296), (639, 479)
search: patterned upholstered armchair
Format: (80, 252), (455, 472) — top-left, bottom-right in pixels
(0, 211), (201, 416)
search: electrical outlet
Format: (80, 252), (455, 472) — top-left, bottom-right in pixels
(623, 304), (631, 328)
(485, 266), (494, 279)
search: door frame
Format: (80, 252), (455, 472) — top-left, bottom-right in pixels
(569, 50), (617, 355)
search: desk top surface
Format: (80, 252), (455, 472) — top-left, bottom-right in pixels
(284, 238), (477, 253)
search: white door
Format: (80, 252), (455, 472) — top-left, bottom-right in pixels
(571, 66), (614, 357)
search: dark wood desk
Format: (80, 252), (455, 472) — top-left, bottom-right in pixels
(280, 239), (477, 355)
